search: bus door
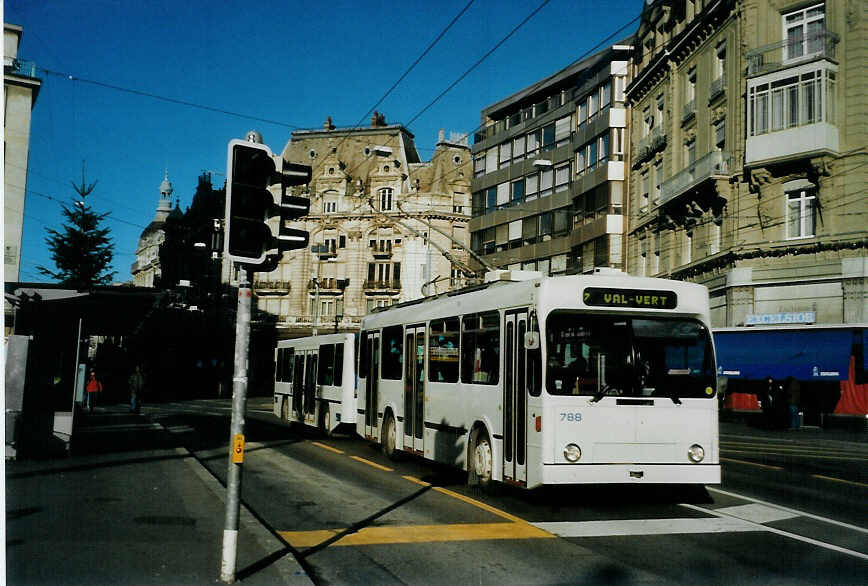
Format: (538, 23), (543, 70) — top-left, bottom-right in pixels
(363, 331), (380, 439)
(292, 353), (305, 419)
(304, 353), (318, 425)
(504, 310), (528, 484)
(403, 325), (425, 453)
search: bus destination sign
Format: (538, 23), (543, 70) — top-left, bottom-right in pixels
(583, 287), (677, 309)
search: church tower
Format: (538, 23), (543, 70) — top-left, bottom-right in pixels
(131, 170), (182, 287)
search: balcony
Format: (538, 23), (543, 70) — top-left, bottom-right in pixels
(745, 57), (838, 166)
(254, 280), (290, 296)
(4, 58), (37, 78)
(363, 279), (401, 292)
(681, 99), (696, 124)
(660, 151), (732, 206)
(746, 32), (839, 77)
(709, 76), (726, 102)
(633, 127), (666, 167)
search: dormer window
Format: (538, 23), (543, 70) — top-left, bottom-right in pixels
(378, 187), (393, 211)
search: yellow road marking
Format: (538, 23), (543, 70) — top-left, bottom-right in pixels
(401, 476), (530, 524)
(721, 457), (784, 471)
(811, 474), (868, 488)
(278, 522), (553, 548)
(350, 456), (393, 472)
(312, 441), (344, 455)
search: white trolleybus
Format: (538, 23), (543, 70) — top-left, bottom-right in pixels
(273, 332), (357, 435)
(357, 270), (720, 488)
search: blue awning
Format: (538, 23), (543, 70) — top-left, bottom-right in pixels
(714, 329), (854, 381)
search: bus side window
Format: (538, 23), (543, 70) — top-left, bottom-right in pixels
(359, 331), (369, 379)
(276, 348), (284, 382)
(285, 349), (294, 383)
(318, 344), (335, 385)
(461, 311), (500, 385)
(334, 343), (344, 386)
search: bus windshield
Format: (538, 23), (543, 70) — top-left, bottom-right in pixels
(545, 312), (715, 399)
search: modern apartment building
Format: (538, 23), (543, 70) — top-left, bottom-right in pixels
(469, 43), (632, 276)
(243, 115), (472, 336)
(4, 23), (41, 284)
(626, 0), (866, 328)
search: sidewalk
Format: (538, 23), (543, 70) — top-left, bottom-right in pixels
(6, 404), (313, 585)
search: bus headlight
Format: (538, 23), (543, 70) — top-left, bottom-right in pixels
(563, 443), (582, 462)
(687, 444), (705, 463)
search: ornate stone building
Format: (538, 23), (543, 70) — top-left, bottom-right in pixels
(131, 171), (181, 287)
(625, 0), (866, 327)
(240, 114), (472, 336)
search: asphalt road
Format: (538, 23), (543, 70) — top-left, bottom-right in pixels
(138, 397), (868, 585)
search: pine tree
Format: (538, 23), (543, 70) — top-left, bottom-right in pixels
(37, 167), (116, 288)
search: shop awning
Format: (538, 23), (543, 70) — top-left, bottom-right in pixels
(714, 328), (854, 381)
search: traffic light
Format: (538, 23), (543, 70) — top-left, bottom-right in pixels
(224, 139), (312, 269)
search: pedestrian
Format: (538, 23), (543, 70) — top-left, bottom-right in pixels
(85, 371), (103, 414)
(760, 376), (776, 428)
(129, 365), (145, 414)
(786, 376), (801, 430)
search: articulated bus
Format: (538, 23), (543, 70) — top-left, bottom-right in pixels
(357, 271), (720, 488)
(273, 332), (356, 435)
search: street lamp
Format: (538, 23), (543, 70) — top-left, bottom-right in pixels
(310, 243), (329, 335)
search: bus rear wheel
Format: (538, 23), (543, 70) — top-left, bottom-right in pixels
(319, 404), (332, 437)
(382, 412), (398, 460)
(469, 428), (493, 487)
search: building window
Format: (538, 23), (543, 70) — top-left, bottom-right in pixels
(685, 138), (696, 167)
(640, 171), (649, 212)
(787, 186), (817, 239)
(452, 192), (465, 214)
(379, 188), (393, 211)
(511, 179), (525, 204)
(713, 40), (726, 90)
(554, 163), (570, 193)
(714, 120), (725, 152)
(499, 141), (512, 168)
(555, 116), (571, 147)
(653, 160), (662, 204)
(513, 135), (526, 162)
(473, 154), (485, 177)
(541, 123), (556, 152)
(540, 168), (554, 197)
(599, 133), (609, 164)
(324, 200), (337, 213)
(643, 105), (653, 137)
(748, 68), (834, 136)
(526, 173), (539, 201)
(784, 3), (825, 62)
(656, 94), (665, 126)
(485, 146), (498, 173)
(576, 149), (586, 175)
(526, 129), (540, 156)
(614, 75), (626, 103)
(612, 128), (624, 159)
(683, 67), (697, 121)
(578, 101), (588, 128)
(710, 221), (721, 255)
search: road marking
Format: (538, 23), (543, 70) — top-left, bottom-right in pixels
(715, 503), (799, 524)
(350, 456), (393, 472)
(534, 517), (759, 537)
(721, 457), (784, 470)
(707, 487), (868, 535)
(402, 476), (527, 524)
(811, 474), (868, 488)
(312, 441), (344, 455)
(682, 503), (868, 561)
(723, 448), (866, 462)
(278, 522), (552, 548)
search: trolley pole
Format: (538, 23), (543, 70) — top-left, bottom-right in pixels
(221, 266), (252, 583)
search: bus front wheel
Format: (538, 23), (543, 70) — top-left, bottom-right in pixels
(469, 428), (493, 487)
(382, 412), (398, 460)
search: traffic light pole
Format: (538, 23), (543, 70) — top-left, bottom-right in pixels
(221, 266), (251, 584)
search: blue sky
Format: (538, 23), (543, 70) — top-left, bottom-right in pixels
(7, 0), (642, 283)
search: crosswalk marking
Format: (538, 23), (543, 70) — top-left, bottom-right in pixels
(533, 517), (758, 537)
